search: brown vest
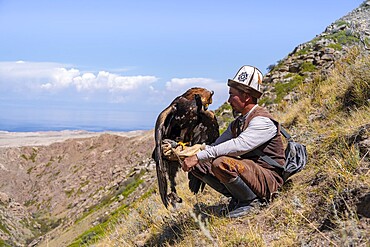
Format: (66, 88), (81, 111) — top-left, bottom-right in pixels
(230, 106), (285, 172)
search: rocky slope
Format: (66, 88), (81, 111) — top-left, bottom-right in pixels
(0, 131), (156, 246)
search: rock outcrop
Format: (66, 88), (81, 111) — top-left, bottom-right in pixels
(262, 1), (370, 107)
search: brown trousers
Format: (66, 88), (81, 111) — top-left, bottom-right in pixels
(192, 156), (283, 199)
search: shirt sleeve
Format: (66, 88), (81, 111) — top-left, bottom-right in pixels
(196, 116), (277, 161)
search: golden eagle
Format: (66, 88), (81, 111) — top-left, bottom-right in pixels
(153, 87), (219, 208)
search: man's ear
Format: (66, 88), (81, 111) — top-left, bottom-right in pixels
(243, 92), (251, 102)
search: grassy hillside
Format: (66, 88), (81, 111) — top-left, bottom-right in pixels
(84, 47), (369, 246)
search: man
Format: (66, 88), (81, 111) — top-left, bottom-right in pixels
(183, 65), (285, 218)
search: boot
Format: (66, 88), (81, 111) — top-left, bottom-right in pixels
(201, 175), (232, 197)
(223, 176), (259, 218)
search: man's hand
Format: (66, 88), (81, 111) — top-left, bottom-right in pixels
(182, 155), (199, 172)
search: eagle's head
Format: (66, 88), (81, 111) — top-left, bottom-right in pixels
(182, 87), (214, 110)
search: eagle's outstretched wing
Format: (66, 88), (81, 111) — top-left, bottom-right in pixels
(153, 104), (176, 208)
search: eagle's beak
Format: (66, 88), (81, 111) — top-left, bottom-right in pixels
(204, 104), (209, 110)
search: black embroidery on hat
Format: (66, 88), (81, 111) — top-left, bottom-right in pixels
(238, 72), (248, 82)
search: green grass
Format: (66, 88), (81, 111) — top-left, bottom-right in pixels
(68, 219), (113, 247)
(139, 187), (156, 201)
(269, 59), (285, 73)
(119, 179), (143, 198)
(295, 46), (310, 56)
(20, 148), (38, 163)
(30, 148), (38, 162)
(328, 43), (343, 51)
(364, 37), (370, 47)
(65, 189), (74, 198)
(24, 199), (37, 207)
(70, 172), (146, 243)
(26, 166), (34, 174)
(334, 20), (348, 27)
(258, 96), (275, 106)
(0, 219), (10, 235)
(326, 30), (360, 45)
(68, 203), (130, 247)
(37, 217), (62, 235)
(0, 239), (11, 247)
(274, 74), (304, 102)
(300, 61), (316, 72)
(215, 102), (233, 134)
(67, 178), (144, 246)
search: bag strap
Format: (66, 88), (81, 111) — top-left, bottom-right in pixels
(280, 126), (291, 140)
(270, 119), (292, 141)
(252, 148), (284, 169)
(251, 121), (291, 170)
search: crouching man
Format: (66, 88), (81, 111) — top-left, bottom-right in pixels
(183, 65), (285, 218)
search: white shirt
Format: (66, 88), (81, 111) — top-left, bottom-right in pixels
(196, 105), (277, 160)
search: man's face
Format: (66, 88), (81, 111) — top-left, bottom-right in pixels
(228, 87), (246, 113)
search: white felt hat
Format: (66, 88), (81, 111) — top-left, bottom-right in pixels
(227, 65), (263, 98)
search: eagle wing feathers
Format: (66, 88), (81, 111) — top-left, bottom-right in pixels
(154, 104), (176, 208)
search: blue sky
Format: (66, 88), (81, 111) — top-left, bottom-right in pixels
(0, 0), (364, 131)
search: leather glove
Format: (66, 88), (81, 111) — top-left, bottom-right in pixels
(161, 139), (206, 161)
(175, 143), (206, 158)
(162, 139), (178, 157)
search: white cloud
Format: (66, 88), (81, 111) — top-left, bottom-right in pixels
(107, 74), (158, 92)
(71, 71), (158, 93)
(49, 67), (80, 89)
(164, 77), (229, 108)
(166, 77), (215, 91)
(0, 61), (158, 93)
(0, 61), (228, 111)
(72, 72), (96, 91)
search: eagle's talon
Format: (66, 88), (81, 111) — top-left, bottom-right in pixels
(163, 139), (178, 148)
(168, 192), (183, 208)
(178, 141), (189, 148)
